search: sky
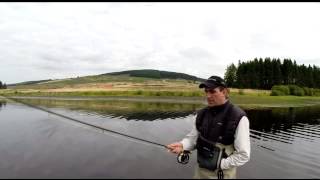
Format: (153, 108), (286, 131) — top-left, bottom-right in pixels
(1, 2), (320, 84)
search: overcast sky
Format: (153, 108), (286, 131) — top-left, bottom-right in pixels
(1, 2), (320, 84)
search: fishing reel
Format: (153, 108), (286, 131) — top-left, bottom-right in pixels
(177, 150), (191, 164)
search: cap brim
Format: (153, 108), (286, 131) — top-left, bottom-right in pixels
(199, 82), (219, 89)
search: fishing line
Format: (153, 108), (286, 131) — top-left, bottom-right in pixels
(4, 96), (191, 164)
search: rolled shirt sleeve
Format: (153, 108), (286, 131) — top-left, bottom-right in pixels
(220, 116), (251, 170)
(179, 115), (251, 170)
(180, 120), (199, 151)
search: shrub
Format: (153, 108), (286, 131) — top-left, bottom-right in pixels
(271, 85), (290, 95)
(314, 89), (320, 96)
(288, 85), (305, 96)
(136, 90), (143, 95)
(238, 89), (245, 95)
(303, 87), (313, 96)
(270, 90), (285, 96)
(192, 91), (201, 96)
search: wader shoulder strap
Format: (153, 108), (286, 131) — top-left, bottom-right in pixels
(196, 107), (208, 131)
(220, 103), (234, 138)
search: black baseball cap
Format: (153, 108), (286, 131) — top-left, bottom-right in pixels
(199, 76), (226, 89)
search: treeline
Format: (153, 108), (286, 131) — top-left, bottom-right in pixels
(9, 79), (52, 86)
(224, 57), (320, 90)
(0, 81), (7, 89)
(105, 69), (205, 82)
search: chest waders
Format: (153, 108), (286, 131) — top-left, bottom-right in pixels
(195, 101), (245, 179)
(196, 134), (227, 179)
(194, 143), (236, 179)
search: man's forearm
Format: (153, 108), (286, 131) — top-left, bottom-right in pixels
(180, 122), (199, 151)
(221, 116), (251, 169)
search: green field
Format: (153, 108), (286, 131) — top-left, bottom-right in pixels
(3, 70), (320, 108)
(2, 89), (320, 108)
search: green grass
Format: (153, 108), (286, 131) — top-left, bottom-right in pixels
(230, 94), (320, 108)
(0, 89), (204, 98)
(5, 98), (203, 114)
(9, 75), (198, 89)
(2, 89), (320, 108)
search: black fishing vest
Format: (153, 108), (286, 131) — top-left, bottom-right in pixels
(196, 101), (246, 147)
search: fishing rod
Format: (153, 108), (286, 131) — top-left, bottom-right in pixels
(4, 96), (191, 164)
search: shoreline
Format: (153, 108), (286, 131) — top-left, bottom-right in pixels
(2, 95), (320, 108)
(0, 95), (207, 105)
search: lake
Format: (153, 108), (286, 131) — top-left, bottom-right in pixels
(0, 97), (319, 178)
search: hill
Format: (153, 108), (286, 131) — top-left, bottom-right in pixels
(8, 79), (53, 86)
(8, 69), (205, 90)
(103, 69), (205, 81)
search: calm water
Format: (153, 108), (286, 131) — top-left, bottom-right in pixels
(0, 97), (319, 178)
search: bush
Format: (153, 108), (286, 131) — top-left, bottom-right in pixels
(270, 85), (320, 96)
(176, 92), (184, 96)
(271, 85), (290, 95)
(238, 89), (245, 95)
(191, 91), (202, 97)
(136, 90), (143, 95)
(270, 90), (286, 96)
(288, 85), (305, 96)
(303, 87), (313, 96)
(313, 89), (320, 96)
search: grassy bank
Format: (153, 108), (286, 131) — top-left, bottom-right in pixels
(0, 89), (204, 97)
(2, 89), (320, 108)
(0, 86), (270, 97)
(230, 95), (320, 108)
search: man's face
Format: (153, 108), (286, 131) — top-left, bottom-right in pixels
(204, 87), (227, 107)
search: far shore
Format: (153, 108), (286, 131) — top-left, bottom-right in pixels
(2, 93), (320, 109)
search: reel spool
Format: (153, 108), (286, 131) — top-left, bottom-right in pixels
(177, 150), (191, 164)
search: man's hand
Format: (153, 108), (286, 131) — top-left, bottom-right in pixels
(166, 142), (183, 154)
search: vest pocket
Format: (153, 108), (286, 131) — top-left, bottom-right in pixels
(197, 146), (222, 171)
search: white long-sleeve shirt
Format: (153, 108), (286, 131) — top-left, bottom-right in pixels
(180, 116), (251, 170)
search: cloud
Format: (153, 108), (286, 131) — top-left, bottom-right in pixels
(1, 3), (320, 84)
(179, 47), (214, 60)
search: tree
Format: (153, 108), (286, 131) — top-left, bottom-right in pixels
(263, 57), (273, 89)
(313, 65), (320, 89)
(236, 60), (245, 88)
(229, 58), (320, 90)
(272, 59), (282, 86)
(0, 81), (7, 89)
(224, 63), (237, 87)
(307, 65), (314, 88)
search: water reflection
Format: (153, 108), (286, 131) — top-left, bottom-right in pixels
(13, 98), (203, 121)
(0, 100), (6, 110)
(247, 106), (320, 144)
(248, 107), (320, 132)
(9, 98), (320, 153)
(1, 97), (320, 178)
(12, 98), (320, 127)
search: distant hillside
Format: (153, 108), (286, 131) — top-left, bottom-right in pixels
(8, 79), (52, 86)
(103, 69), (205, 81)
(8, 69), (205, 89)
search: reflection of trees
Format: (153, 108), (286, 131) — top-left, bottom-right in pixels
(246, 106), (320, 133)
(107, 111), (194, 121)
(17, 99), (204, 121)
(0, 101), (6, 110)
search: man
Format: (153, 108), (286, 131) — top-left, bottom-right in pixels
(167, 76), (250, 179)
